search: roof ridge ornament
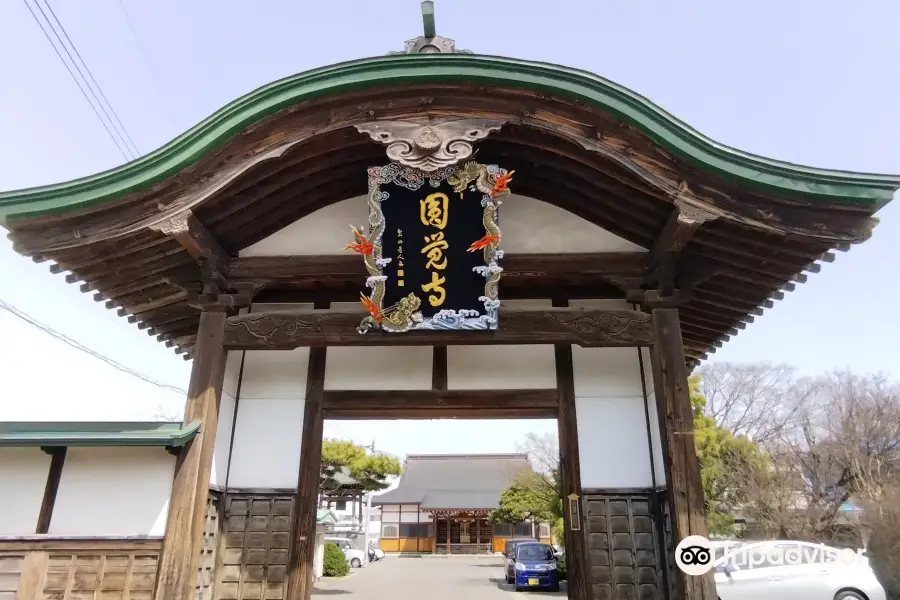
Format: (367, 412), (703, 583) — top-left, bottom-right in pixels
(355, 118), (506, 172)
(389, 1), (473, 55)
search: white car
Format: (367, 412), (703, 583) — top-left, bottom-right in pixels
(713, 540), (886, 600)
(324, 537), (367, 568)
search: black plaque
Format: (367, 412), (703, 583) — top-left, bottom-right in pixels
(346, 162), (513, 333)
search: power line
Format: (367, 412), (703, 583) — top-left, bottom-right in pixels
(22, 0), (136, 161)
(0, 298), (187, 396)
(115, 0), (179, 130)
(21, 0), (131, 161)
(39, 0), (141, 158)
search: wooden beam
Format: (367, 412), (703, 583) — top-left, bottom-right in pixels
(649, 309), (716, 600)
(223, 307), (653, 350)
(153, 311), (226, 600)
(322, 389), (558, 419)
(35, 447), (66, 534)
(646, 201), (717, 294)
(150, 212), (228, 261)
(227, 252), (646, 283)
(252, 280), (625, 305)
(286, 347), (326, 600)
(554, 318), (591, 600)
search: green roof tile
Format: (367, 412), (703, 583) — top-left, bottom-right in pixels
(0, 421), (201, 448)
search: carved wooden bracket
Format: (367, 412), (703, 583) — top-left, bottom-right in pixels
(148, 210), (228, 262)
(355, 118), (507, 172)
(673, 185), (718, 226)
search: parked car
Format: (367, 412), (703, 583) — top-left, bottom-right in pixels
(324, 536), (367, 568)
(510, 542), (560, 592)
(503, 538), (540, 583)
(367, 541), (385, 561)
(713, 540), (886, 600)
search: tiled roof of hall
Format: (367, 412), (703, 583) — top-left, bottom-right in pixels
(371, 453), (531, 509)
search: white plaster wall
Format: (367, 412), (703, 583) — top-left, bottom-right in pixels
(399, 510), (421, 523)
(326, 346), (432, 390)
(50, 447), (174, 536)
(228, 302), (310, 489)
(381, 505), (400, 523)
(239, 194), (645, 257)
(211, 350), (244, 487)
(324, 302), (432, 390)
(0, 448), (51, 535)
(570, 299), (664, 489)
(447, 299), (556, 389)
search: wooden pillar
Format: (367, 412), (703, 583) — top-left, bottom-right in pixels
(446, 516), (451, 554)
(476, 516), (481, 553)
(153, 311), (227, 600)
(650, 309), (716, 600)
(35, 447), (66, 534)
(285, 346), (327, 600)
(555, 340), (591, 600)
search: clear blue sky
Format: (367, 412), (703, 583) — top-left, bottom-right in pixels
(1, 0), (897, 456)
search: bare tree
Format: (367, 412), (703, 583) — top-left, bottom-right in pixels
(735, 370), (900, 553)
(152, 403), (182, 421)
(516, 432), (559, 475)
(698, 362), (812, 447)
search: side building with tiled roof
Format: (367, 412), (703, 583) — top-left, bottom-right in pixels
(372, 453), (553, 554)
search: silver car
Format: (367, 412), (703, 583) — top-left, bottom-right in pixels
(714, 540), (886, 600)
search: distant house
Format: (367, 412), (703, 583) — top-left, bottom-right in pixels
(372, 454), (553, 554)
(318, 466), (400, 541)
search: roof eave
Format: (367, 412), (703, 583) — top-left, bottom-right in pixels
(0, 420), (202, 448)
(2, 53), (897, 225)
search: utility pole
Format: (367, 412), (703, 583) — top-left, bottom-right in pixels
(362, 492), (373, 567)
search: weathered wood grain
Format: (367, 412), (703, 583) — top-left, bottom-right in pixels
(553, 298), (591, 600)
(227, 252), (646, 283)
(285, 347), (326, 600)
(153, 311), (226, 600)
(323, 389), (558, 419)
(223, 308), (653, 350)
(649, 309), (717, 600)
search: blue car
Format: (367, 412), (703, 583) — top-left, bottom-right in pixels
(513, 542), (560, 592)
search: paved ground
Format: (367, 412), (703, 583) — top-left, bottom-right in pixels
(313, 555), (567, 599)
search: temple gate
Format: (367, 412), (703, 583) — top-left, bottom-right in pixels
(1, 4), (896, 600)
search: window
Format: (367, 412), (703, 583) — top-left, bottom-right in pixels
(335, 500), (347, 511)
(399, 523), (433, 538)
(517, 544), (554, 561)
(538, 523), (551, 539)
(369, 514), (381, 522)
(382, 524), (399, 538)
(493, 523), (512, 537)
(515, 523), (534, 537)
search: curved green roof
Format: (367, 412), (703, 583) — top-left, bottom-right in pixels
(1, 53), (897, 224)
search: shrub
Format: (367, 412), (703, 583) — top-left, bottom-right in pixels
(323, 543), (349, 577)
(556, 552), (567, 581)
